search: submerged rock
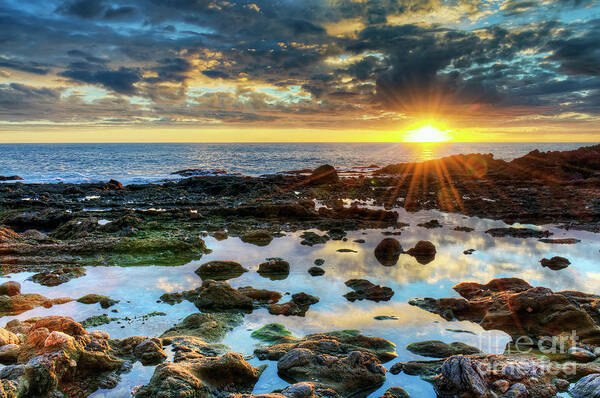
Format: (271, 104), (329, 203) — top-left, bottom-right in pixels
(485, 227), (552, 238)
(405, 240), (436, 265)
(540, 256), (571, 270)
(300, 231), (329, 246)
(308, 266), (325, 276)
(344, 279), (394, 302)
(417, 219), (442, 229)
(77, 294), (119, 308)
(195, 260), (248, 281)
(251, 323), (292, 343)
(31, 267), (86, 286)
(405, 340), (481, 358)
(539, 238), (581, 244)
(374, 238), (402, 266)
(379, 387), (411, 398)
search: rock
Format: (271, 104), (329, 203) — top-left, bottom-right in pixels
(255, 329), (396, 363)
(241, 230), (273, 246)
(0, 292), (72, 316)
(0, 328), (19, 346)
(193, 280), (255, 311)
(237, 286), (282, 303)
(389, 362), (404, 374)
(327, 228), (347, 240)
(31, 267), (86, 286)
(438, 356), (487, 396)
(119, 336), (167, 365)
(309, 165), (338, 185)
(337, 248), (357, 253)
(463, 248), (476, 255)
(257, 259), (290, 280)
(77, 294), (119, 308)
(161, 312), (243, 343)
(134, 351), (262, 397)
(269, 292), (319, 316)
(409, 277), (600, 345)
(50, 217), (98, 240)
(281, 382), (340, 398)
(485, 227), (552, 238)
(379, 387), (410, 398)
(344, 279), (394, 302)
(417, 219), (442, 229)
(212, 231), (228, 240)
(492, 379), (510, 393)
(569, 347), (597, 362)
(195, 261), (248, 281)
(539, 238), (581, 244)
(0, 282), (20, 296)
(314, 258), (325, 266)
(405, 240), (436, 265)
(308, 266), (325, 276)
(540, 256), (571, 270)
(571, 373), (600, 397)
(251, 323), (292, 343)
(105, 179), (123, 190)
(0, 227), (20, 243)
(278, 349), (386, 396)
(300, 231), (329, 246)
(374, 238), (402, 266)
(454, 226), (474, 232)
(405, 340), (481, 358)
(0, 175), (22, 181)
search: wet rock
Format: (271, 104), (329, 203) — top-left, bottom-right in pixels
(255, 329), (396, 363)
(314, 258), (325, 266)
(251, 323), (292, 343)
(50, 217), (99, 240)
(269, 292), (319, 316)
(0, 175), (22, 181)
(278, 349), (386, 396)
(485, 227), (552, 238)
(540, 256), (571, 270)
(0, 281), (20, 297)
(454, 226), (474, 232)
(258, 259), (290, 280)
(374, 238), (402, 266)
(569, 347), (596, 362)
(389, 362), (404, 374)
(539, 238), (581, 244)
(327, 227), (347, 240)
(237, 286), (282, 303)
(77, 294), (119, 308)
(344, 279), (394, 302)
(0, 290), (72, 317)
(31, 267), (86, 286)
(463, 248), (476, 255)
(336, 248), (357, 253)
(193, 280), (255, 311)
(281, 382), (340, 398)
(571, 373), (600, 397)
(308, 266), (325, 276)
(0, 227), (20, 243)
(105, 179), (123, 190)
(309, 165), (338, 185)
(241, 230), (273, 246)
(118, 336), (167, 365)
(134, 351), (262, 397)
(417, 219), (442, 229)
(195, 260), (248, 281)
(161, 312), (243, 343)
(409, 277), (600, 345)
(212, 231), (228, 240)
(374, 315), (399, 321)
(379, 387), (410, 398)
(405, 340), (481, 358)
(405, 240), (436, 265)
(300, 231), (329, 246)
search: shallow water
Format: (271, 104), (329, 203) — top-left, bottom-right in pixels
(2, 207), (599, 396)
(0, 142), (595, 184)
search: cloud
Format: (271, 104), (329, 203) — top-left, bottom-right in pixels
(59, 67), (142, 94)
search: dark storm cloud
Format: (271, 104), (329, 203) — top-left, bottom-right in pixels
(59, 67), (142, 94)
(0, 59), (49, 75)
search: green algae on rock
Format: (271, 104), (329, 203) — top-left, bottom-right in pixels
(251, 323), (293, 343)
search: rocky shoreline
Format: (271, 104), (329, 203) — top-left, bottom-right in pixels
(0, 144), (599, 397)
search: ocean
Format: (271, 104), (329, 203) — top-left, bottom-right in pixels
(0, 142), (595, 184)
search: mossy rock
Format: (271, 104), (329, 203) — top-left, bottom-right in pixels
(251, 323), (293, 342)
(77, 294), (119, 308)
(81, 314), (118, 328)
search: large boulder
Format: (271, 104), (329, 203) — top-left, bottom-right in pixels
(258, 259), (290, 280)
(374, 238), (402, 266)
(195, 261), (248, 281)
(409, 277), (600, 345)
(308, 165), (338, 185)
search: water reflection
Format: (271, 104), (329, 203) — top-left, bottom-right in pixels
(1, 208), (598, 397)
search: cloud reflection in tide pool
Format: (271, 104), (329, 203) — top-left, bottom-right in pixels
(1, 208), (598, 397)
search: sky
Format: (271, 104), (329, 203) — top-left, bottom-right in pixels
(0, 0), (599, 142)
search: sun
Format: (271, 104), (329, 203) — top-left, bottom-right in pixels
(403, 125), (452, 143)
